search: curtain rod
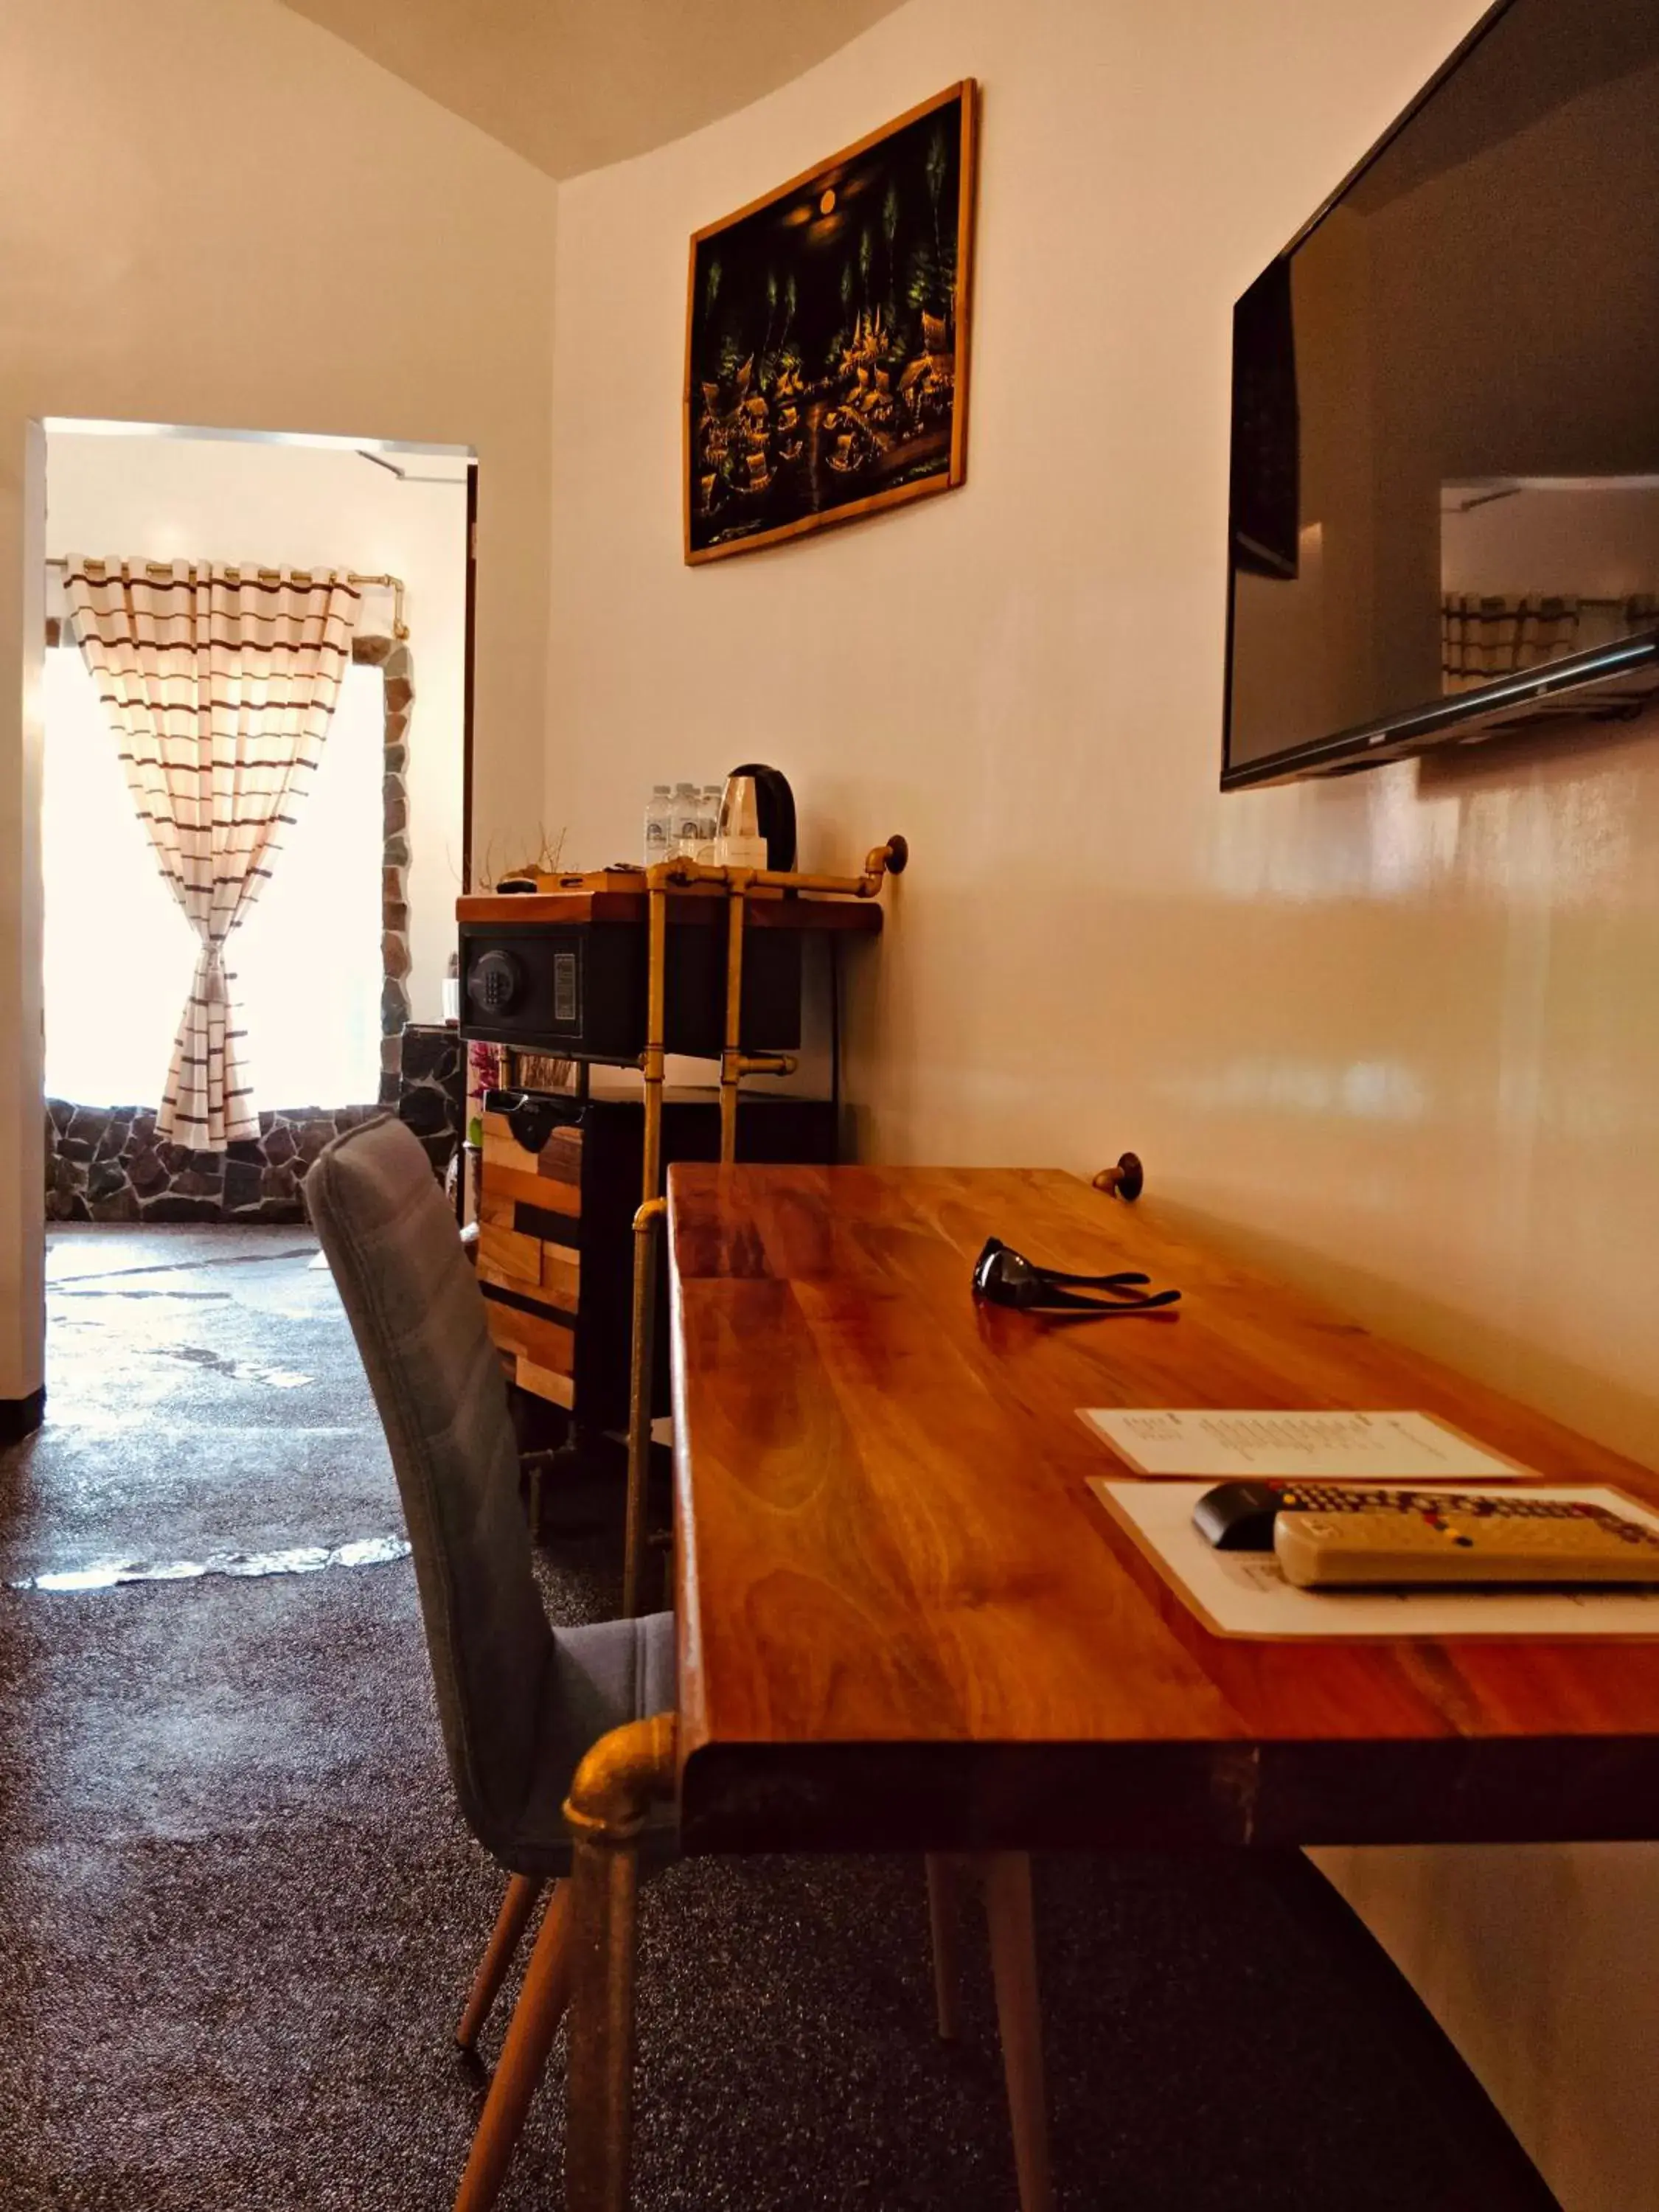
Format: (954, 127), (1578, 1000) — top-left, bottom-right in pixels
(44, 556), (407, 639)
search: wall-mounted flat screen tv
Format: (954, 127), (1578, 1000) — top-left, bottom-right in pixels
(1222, 0), (1659, 790)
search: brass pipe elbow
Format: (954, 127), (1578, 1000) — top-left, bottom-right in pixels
(1092, 1152), (1144, 1202)
(563, 1713), (678, 1845)
(869, 833), (909, 876)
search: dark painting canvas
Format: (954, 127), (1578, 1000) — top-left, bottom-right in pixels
(684, 82), (976, 563)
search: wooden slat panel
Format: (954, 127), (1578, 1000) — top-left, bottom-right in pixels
(515, 1200), (584, 1249)
(482, 1113), (583, 1186)
(477, 1258), (534, 1304)
(479, 1188), (518, 1231)
(479, 1222), (543, 1288)
(540, 1245), (581, 1310)
(483, 1293), (575, 1377)
(483, 1160), (581, 1220)
(479, 1257), (581, 1315)
(481, 1124), (532, 1175)
(538, 1127), (583, 1187)
(516, 1354), (574, 1409)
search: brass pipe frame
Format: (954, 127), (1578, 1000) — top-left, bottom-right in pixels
(654, 833), (907, 902)
(639, 873), (669, 1203)
(562, 1713), (678, 2212)
(622, 838), (903, 1607)
(621, 1197), (665, 1621)
(749, 834), (908, 897)
(720, 886), (747, 1166)
(620, 869), (672, 1621)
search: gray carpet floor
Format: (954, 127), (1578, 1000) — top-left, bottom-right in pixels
(0, 1226), (1559, 2211)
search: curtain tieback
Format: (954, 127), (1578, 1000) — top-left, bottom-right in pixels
(193, 942), (234, 996)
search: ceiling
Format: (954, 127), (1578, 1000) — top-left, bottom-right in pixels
(276, 0), (910, 180)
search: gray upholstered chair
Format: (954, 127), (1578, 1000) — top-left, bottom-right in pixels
(307, 1113), (1050, 2212)
(305, 1113), (677, 2212)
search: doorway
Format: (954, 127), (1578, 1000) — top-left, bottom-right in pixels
(40, 419), (473, 1225)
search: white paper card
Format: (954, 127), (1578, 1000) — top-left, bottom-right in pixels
(1079, 1408), (1528, 1482)
(1091, 1479), (1659, 1639)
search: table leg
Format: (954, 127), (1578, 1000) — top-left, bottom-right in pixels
(924, 1854), (964, 2041)
(984, 1852), (1053, 2212)
(622, 1199), (664, 1618)
(720, 887), (745, 1164)
(563, 1714), (678, 2212)
(623, 869), (669, 1620)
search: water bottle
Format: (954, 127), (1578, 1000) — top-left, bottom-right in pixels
(697, 783), (723, 863)
(644, 785), (672, 868)
(672, 782), (701, 858)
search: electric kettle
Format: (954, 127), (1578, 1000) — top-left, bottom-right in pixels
(720, 763), (796, 872)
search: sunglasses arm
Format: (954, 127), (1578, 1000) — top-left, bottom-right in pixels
(1036, 1267), (1150, 1289)
(1035, 1284), (1181, 1313)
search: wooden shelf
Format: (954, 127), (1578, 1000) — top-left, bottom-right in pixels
(456, 889), (882, 933)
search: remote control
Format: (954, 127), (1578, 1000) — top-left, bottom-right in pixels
(1194, 1480), (1534, 1551)
(1275, 1496), (1659, 1588)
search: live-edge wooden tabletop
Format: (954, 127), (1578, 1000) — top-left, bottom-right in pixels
(667, 1165), (1659, 1856)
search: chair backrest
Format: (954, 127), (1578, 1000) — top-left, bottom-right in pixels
(304, 1114), (552, 1847)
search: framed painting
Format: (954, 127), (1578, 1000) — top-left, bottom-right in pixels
(684, 80), (977, 564)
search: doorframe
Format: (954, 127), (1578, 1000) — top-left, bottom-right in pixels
(18, 417), (479, 1349)
(462, 460), (479, 893)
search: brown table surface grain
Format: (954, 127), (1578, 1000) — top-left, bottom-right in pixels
(667, 1165), (1659, 1855)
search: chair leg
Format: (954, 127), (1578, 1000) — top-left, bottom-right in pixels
(984, 1852), (1054, 2212)
(453, 1879), (576, 2212)
(924, 1854), (964, 2041)
(456, 1873), (546, 2052)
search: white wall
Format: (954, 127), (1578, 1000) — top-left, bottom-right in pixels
(44, 430), (467, 1023)
(1444, 484), (1659, 600)
(0, 0), (560, 1401)
(544, 4), (1659, 2205)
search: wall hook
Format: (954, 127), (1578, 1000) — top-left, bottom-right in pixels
(1092, 1152), (1144, 1203)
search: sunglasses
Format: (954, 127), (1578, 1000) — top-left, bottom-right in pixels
(972, 1237), (1182, 1315)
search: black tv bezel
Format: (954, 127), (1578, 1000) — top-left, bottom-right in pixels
(1219, 0), (1659, 792)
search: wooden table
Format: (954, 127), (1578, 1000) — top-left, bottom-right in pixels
(667, 1164), (1659, 1855)
(557, 1164), (1659, 2212)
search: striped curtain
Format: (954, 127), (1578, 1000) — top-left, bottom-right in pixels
(63, 559), (361, 1148)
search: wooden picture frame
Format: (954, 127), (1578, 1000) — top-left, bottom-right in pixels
(684, 80), (978, 565)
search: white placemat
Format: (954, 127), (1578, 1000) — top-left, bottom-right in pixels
(1091, 1478), (1659, 1640)
(1079, 1408), (1529, 1481)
